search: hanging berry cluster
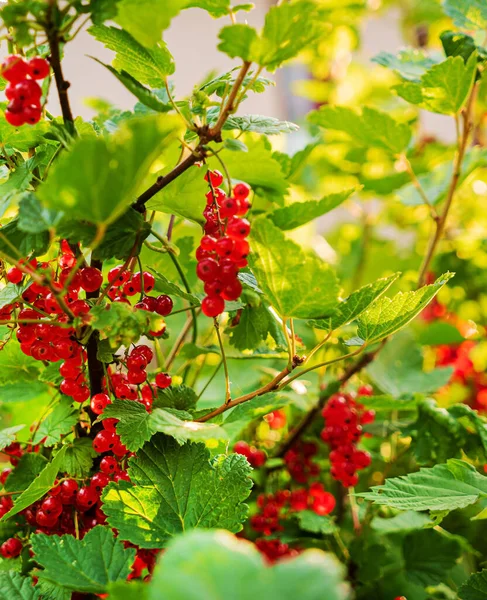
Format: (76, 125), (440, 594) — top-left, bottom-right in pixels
(284, 441), (320, 484)
(196, 169), (251, 318)
(1, 55), (50, 126)
(321, 387), (375, 487)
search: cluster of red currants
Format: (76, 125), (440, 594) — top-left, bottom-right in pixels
(1, 55), (50, 126)
(284, 441), (320, 484)
(250, 483), (335, 562)
(320, 387), (374, 487)
(196, 170), (251, 317)
(233, 440), (267, 468)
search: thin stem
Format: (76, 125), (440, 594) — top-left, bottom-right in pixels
(197, 360), (223, 400)
(214, 318), (231, 403)
(165, 78), (194, 129)
(289, 318), (296, 359)
(417, 84), (477, 287)
(210, 61), (252, 136)
(333, 530), (350, 561)
(401, 154), (439, 222)
(305, 331), (333, 364)
(282, 318), (293, 370)
(165, 315), (195, 371)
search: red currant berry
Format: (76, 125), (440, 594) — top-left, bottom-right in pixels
(36, 509), (58, 528)
(1, 56), (28, 83)
(221, 279), (242, 301)
(233, 182), (251, 200)
(12, 79), (42, 103)
(234, 441), (251, 457)
(26, 57), (50, 80)
(5, 109), (25, 127)
(90, 393), (111, 415)
(155, 294), (173, 316)
(76, 486), (98, 511)
(155, 372), (172, 389)
(80, 267), (103, 293)
(41, 496), (63, 518)
(227, 218), (250, 239)
(201, 295), (225, 317)
(23, 105), (42, 125)
(0, 538), (22, 558)
(6, 266), (23, 284)
(90, 472), (110, 494)
(93, 430), (116, 453)
(108, 266), (131, 287)
(127, 368), (147, 385)
(205, 170), (224, 187)
(196, 258), (220, 282)
(100, 456), (120, 475)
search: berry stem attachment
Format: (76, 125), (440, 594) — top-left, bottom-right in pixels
(214, 317), (231, 403)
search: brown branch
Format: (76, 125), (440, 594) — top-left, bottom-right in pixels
(46, 0), (75, 132)
(86, 259), (104, 396)
(133, 61), (252, 213)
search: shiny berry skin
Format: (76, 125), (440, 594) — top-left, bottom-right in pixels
(201, 295), (225, 318)
(215, 237), (234, 258)
(234, 182), (250, 200)
(102, 417), (118, 432)
(221, 279), (242, 301)
(131, 345), (153, 363)
(108, 265), (130, 287)
(80, 267), (103, 293)
(227, 218), (250, 239)
(234, 440), (251, 457)
(73, 385), (90, 404)
(132, 271), (155, 293)
(219, 259), (238, 283)
(12, 79), (42, 103)
(205, 169), (223, 187)
(5, 109), (25, 127)
(113, 471), (130, 483)
(204, 280), (224, 296)
(27, 57), (50, 80)
(70, 300), (90, 317)
(249, 449), (267, 468)
(0, 538), (22, 558)
(90, 392), (111, 415)
(155, 294), (173, 316)
(1, 56), (28, 83)
(41, 496), (63, 518)
(200, 235), (217, 251)
(6, 266), (23, 284)
(100, 455), (120, 475)
(112, 440), (129, 457)
(36, 509), (58, 528)
(127, 354), (148, 370)
(90, 472), (110, 493)
(230, 239), (249, 262)
(23, 105), (41, 125)
(127, 368), (147, 385)
(196, 258), (220, 282)
(93, 430), (116, 453)
(155, 372), (172, 389)
(76, 486), (98, 511)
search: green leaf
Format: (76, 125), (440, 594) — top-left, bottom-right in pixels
(0, 341), (41, 385)
(223, 394), (289, 428)
(0, 219), (49, 258)
(35, 580), (70, 600)
(58, 208), (151, 262)
(269, 188), (357, 231)
(0, 282), (28, 310)
(228, 302), (278, 352)
(0, 117), (49, 152)
(459, 570), (487, 600)
(440, 31), (486, 63)
(223, 139), (248, 152)
(367, 331), (453, 396)
(59, 438), (97, 478)
(442, 0), (487, 31)
(308, 105), (411, 155)
(145, 529), (350, 600)
(249, 219), (339, 319)
(223, 115), (299, 135)
(146, 166), (206, 224)
(0, 381), (51, 403)
(89, 25), (174, 85)
(150, 268), (200, 304)
(90, 302), (161, 348)
(348, 273), (454, 346)
(394, 54), (478, 115)
(396, 147), (487, 206)
(1, 446), (67, 521)
(297, 510), (338, 535)
(38, 116), (181, 226)
(102, 434), (252, 548)
(92, 60), (172, 113)
(403, 529), (461, 587)
(4, 453), (47, 493)
(31, 399), (77, 447)
(106, 581), (148, 600)
(187, 0), (230, 17)
(0, 572), (40, 600)
(372, 48), (440, 82)
(209, 137), (288, 203)
(17, 193), (61, 234)
(359, 459), (487, 514)
(0, 425), (25, 451)
(218, 1), (325, 72)
(371, 511), (432, 533)
(150, 408), (230, 445)
(358, 394), (419, 411)
(101, 399), (156, 452)
(154, 384), (198, 411)
(310, 273), (400, 332)
(114, 0), (187, 47)
(31, 526), (135, 594)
